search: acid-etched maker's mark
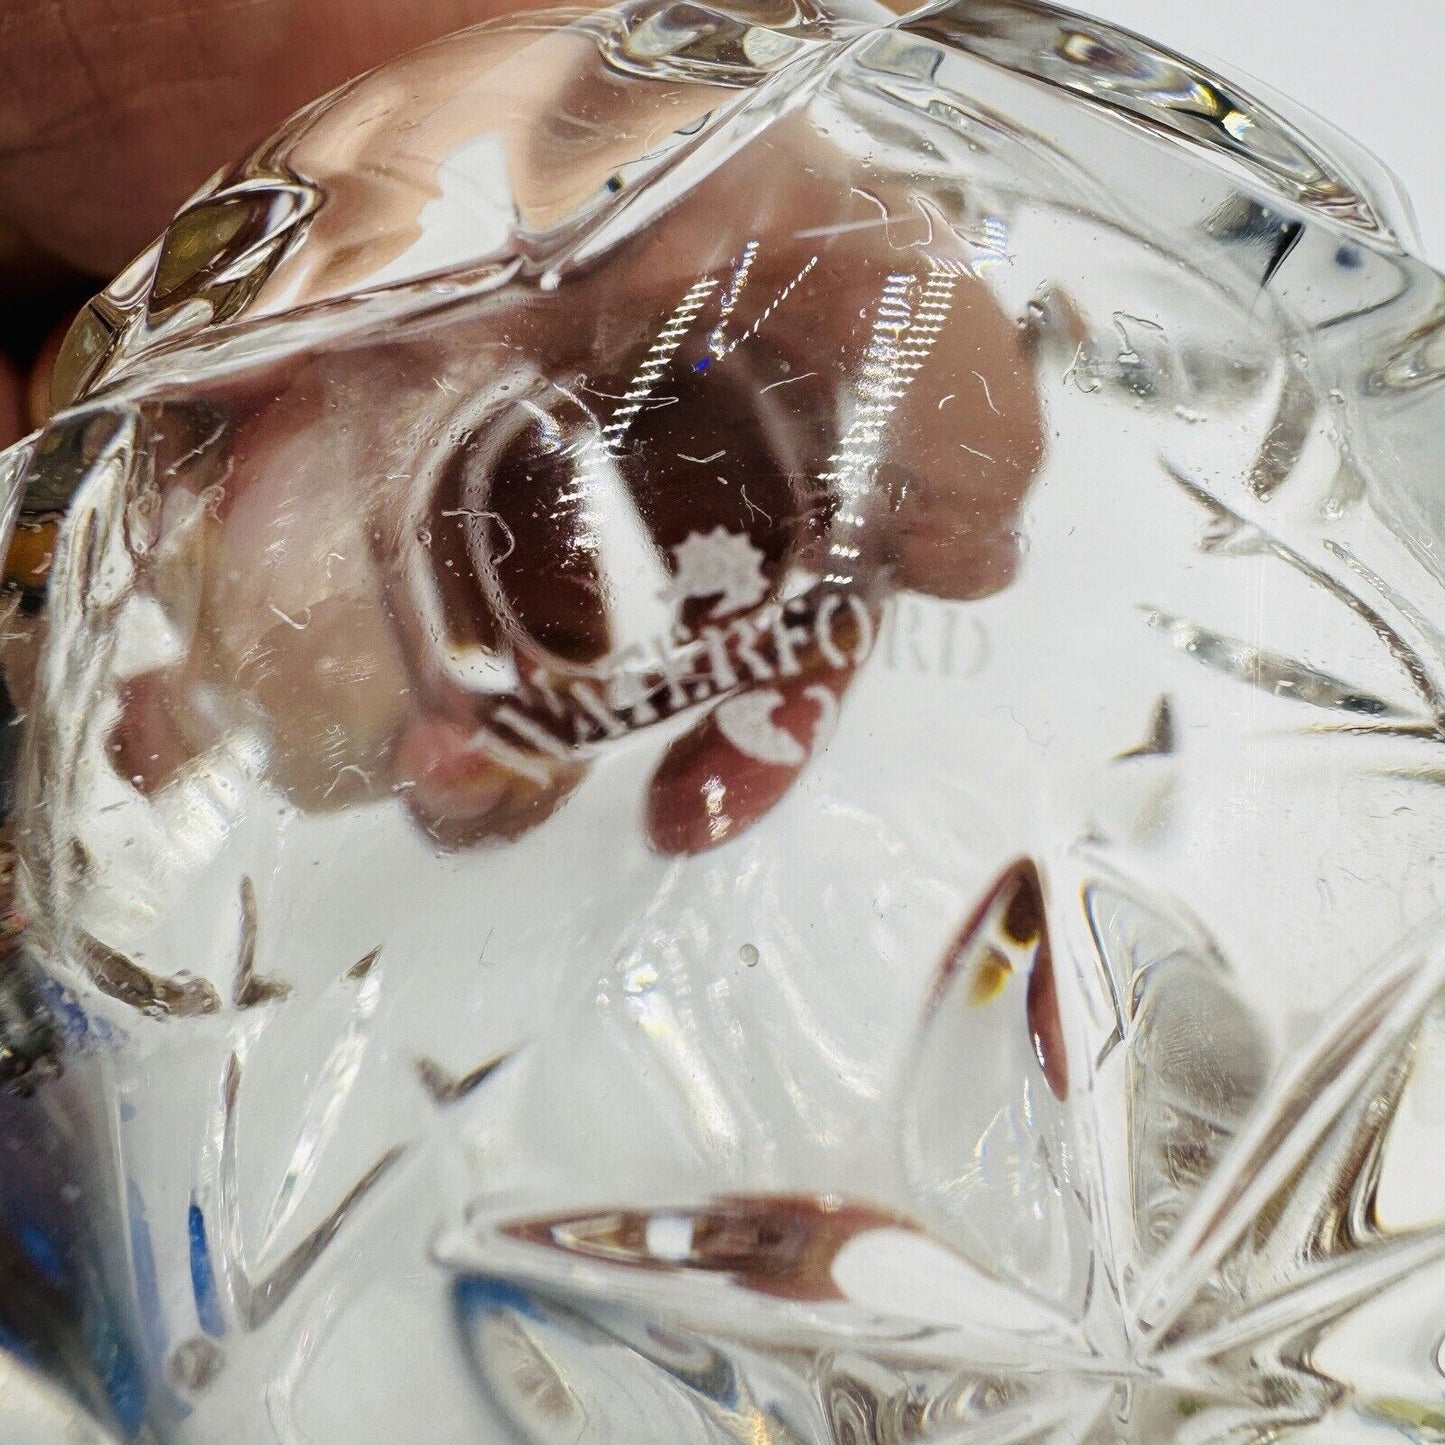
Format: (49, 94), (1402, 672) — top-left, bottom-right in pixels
(662, 526), (770, 618)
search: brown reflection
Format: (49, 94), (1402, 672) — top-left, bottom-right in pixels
(100, 96), (1049, 853)
(504, 1194), (914, 1303)
(935, 860), (1068, 1101)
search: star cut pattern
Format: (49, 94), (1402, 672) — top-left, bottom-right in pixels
(440, 860), (1445, 1445)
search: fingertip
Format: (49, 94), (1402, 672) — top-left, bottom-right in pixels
(645, 718), (752, 857)
(889, 278), (1048, 603)
(645, 670), (849, 857)
(393, 712), (584, 848)
(393, 715), (513, 826)
(896, 529), (1024, 602)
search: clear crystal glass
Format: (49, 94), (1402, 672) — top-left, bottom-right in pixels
(4, 0), (1445, 1440)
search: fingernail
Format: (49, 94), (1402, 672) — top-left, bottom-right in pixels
(645, 665), (850, 856)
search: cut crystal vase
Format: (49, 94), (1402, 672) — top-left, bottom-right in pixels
(2, 1), (1445, 1441)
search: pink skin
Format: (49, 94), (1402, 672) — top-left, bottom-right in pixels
(645, 660), (860, 858)
(382, 162), (1045, 853)
(0, 0), (571, 276)
(96, 30), (1047, 860)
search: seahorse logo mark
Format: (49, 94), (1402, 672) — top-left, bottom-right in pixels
(666, 527), (769, 618)
(715, 684), (839, 766)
